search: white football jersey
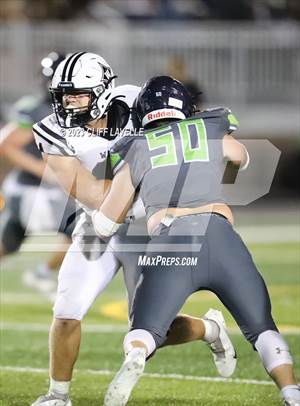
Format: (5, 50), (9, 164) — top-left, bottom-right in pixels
(33, 85), (141, 172)
(32, 84), (145, 227)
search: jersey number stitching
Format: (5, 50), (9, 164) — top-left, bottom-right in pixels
(145, 119), (209, 169)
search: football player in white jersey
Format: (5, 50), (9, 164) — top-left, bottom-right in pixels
(30, 52), (142, 406)
(30, 53), (236, 406)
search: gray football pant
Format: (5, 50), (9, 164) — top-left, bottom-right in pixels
(130, 213), (278, 348)
(110, 221), (149, 314)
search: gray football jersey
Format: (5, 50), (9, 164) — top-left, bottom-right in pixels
(110, 108), (239, 218)
(10, 95), (52, 186)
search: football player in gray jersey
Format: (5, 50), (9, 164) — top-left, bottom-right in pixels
(0, 52), (75, 299)
(30, 55), (236, 406)
(92, 76), (299, 406)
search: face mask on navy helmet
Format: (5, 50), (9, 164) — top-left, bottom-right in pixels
(134, 75), (195, 129)
(49, 52), (116, 128)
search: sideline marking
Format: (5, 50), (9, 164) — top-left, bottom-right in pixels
(0, 365), (273, 386)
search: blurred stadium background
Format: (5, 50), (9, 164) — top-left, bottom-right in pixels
(0, 1), (299, 405)
(1, 0), (299, 198)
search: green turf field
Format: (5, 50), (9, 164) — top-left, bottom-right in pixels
(1, 240), (299, 406)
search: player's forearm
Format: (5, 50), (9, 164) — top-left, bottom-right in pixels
(0, 123), (18, 144)
(239, 144), (250, 170)
(92, 193), (132, 238)
(229, 143), (249, 169)
(92, 165), (135, 238)
(0, 145), (56, 182)
(73, 177), (112, 210)
(55, 168), (112, 210)
(223, 135), (249, 170)
(100, 201), (129, 224)
(44, 154), (112, 210)
(99, 164), (135, 222)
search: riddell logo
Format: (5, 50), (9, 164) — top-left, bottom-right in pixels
(147, 110), (177, 121)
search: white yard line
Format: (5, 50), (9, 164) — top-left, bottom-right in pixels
(0, 365), (273, 386)
(18, 225), (300, 252)
(1, 322), (299, 335)
(235, 225), (300, 243)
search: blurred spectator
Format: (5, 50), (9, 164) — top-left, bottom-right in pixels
(0, 0), (27, 21)
(202, 0), (254, 20)
(287, 0), (300, 20)
(102, 0), (158, 19)
(155, 0), (206, 20)
(1, 0), (299, 21)
(168, 56), (205, 110)
(93, 0), (300, 21)
(0, 0), (93, 21)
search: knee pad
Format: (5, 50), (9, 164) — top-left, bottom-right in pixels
(53, 292), (86, 320)
(123, 329), (156, 357)
(53, 305), (84, 321)
(255, 330), (293, 373)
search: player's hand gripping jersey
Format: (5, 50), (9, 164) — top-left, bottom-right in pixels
(110, 108), (239, 219)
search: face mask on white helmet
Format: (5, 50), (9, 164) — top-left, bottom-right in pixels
(49, 52), (116, 128)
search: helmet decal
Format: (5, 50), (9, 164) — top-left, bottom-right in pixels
(142, 108), (186, 127)
(135, 76), (195, 129)
(65, 52), (87, 81)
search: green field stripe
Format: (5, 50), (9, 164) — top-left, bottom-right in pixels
(0, 322), (128, 333)
(0, 365), (273, 386)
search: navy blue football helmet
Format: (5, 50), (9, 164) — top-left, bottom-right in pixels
(135, 76), (195, 129)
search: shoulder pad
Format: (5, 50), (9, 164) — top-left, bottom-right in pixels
(33, 114), (75, 156)
(194, 107), (239, 133)
(194, 106), (232, 119)
(111, 85), (141, 109)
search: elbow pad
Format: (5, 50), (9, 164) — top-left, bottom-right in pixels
(92, 210), (122, 237)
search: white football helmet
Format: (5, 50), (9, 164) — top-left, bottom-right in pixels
(50, 52), (116, 128)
